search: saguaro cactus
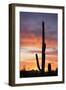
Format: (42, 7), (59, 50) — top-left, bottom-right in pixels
(48, 63), (51, 73)
(35, 22), (46, 74)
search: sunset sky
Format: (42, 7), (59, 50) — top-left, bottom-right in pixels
(20, 12), (58, 72)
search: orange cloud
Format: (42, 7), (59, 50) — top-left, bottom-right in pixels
(45, 38), (57, 48)
(20, 34), (42, 48)
(20, 32), (57, 49)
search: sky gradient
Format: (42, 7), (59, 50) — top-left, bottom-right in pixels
(20, 12), (58, 72)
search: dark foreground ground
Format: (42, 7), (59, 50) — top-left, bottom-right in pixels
(20, 69), (58, 78)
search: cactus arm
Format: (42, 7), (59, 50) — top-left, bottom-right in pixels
(35, 54), (41, 71)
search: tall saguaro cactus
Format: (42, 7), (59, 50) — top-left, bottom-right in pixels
(35, 22), (46, 74)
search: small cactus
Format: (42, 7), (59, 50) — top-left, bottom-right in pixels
(48, 63), (51, 73)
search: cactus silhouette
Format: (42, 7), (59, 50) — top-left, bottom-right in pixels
(35, 54), (41, 71)
(35, 22), (46, 74)
(48, 63), (51, 73)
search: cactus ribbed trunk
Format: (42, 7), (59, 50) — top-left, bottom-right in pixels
(42, 22), (46, 73)
(35, 21), (46, 74)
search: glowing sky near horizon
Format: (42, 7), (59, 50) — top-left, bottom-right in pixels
(19, 12), (58, 71)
